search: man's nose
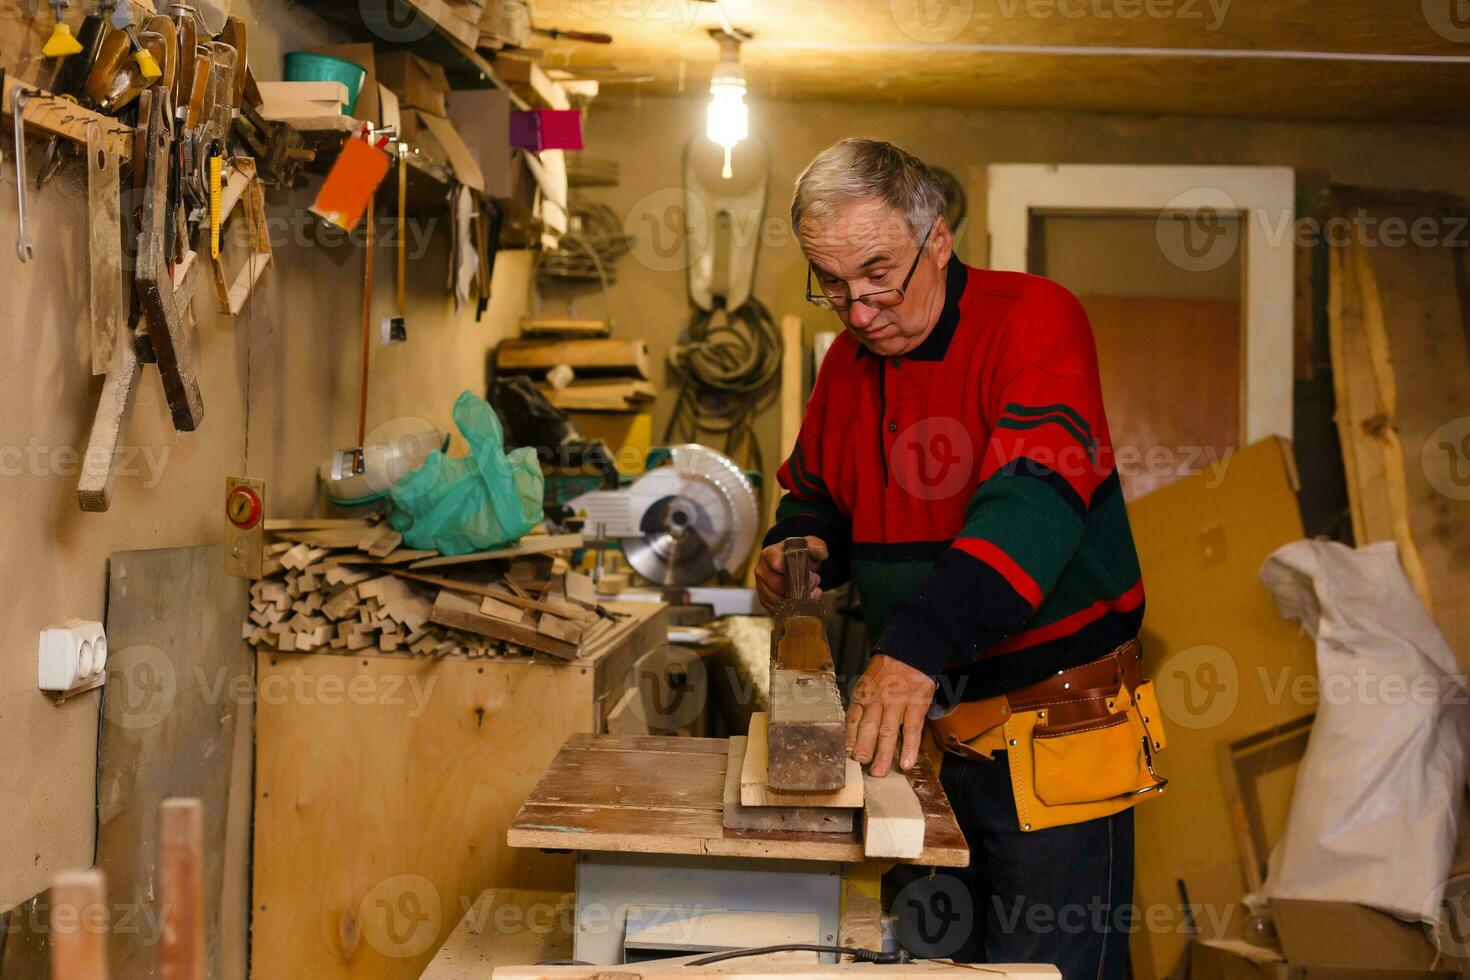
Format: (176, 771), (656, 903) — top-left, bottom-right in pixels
(847, 301), (879, 329)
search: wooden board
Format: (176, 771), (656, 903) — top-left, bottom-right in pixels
(430, 589), (578, 660)
(740, 713), (863, 809)
(251, 603), (669, 980)
(860, 770), (924, 860)
(99, 547), (251, 980)
(723, 737), (854, 835)
(536, 379), (657, 412)
(496, 338), (651, 380)
(1333, 192), (1470, 672)
(411, 534), (583, 570)
(507, 735), (967, 867)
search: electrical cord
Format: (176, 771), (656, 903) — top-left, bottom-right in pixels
(687, 944), (913, 966)
(663, 297), (781, 473)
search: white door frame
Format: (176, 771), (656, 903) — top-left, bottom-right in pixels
(987, 164), (1296, 444)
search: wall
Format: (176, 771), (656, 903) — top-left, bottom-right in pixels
(577, 93), (1470, 484)
(0, 1), (530, 975)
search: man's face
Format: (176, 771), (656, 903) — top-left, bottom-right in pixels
(800, 198), (953, 358)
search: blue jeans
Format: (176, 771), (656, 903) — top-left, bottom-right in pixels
(889, 751), (1134, 980)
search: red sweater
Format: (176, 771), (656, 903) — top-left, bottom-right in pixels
(764, 258), (1145, 703)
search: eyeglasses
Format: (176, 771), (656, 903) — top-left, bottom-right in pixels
(805, 219), (937, 312)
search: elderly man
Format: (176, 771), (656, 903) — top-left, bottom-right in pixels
(756, 139), (1161, 979)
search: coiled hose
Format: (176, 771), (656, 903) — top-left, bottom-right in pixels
(663, 297), (781, 474)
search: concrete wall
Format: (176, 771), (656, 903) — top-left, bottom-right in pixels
(576, 93), (1470, 479)
(0, 3), (530, 975)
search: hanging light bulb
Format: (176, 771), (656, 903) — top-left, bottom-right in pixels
(706, 33), (747, 180)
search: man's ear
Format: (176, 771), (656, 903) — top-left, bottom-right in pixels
(931, 217), (954, 267)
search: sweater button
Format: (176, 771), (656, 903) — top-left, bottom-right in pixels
(887, 421), (897, 433)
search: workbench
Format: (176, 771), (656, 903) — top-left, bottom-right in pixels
(251, 601), (669, 980)
(505, 735), (969, 967)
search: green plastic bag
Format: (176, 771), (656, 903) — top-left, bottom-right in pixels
(387, 391), (544, 555)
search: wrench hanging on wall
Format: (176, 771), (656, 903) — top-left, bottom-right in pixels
(13, 87), (34, 262)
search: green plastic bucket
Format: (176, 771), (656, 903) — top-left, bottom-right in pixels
(283, 51), (366, 115)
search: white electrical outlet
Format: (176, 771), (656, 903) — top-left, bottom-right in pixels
(38, 619), (108, 693)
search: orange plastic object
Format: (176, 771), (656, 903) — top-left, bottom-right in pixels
(310, 135), (391, 232)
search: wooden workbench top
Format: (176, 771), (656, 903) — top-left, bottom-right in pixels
(507, 735), (969, 868)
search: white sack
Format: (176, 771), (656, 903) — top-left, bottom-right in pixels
(1258, 539), (1470, 924)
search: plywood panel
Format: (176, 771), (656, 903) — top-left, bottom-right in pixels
(251, 654), (595, 980)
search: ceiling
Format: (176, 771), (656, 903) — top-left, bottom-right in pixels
(523, 0), (1470, 120)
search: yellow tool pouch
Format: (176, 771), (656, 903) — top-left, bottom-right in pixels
(930, 641), (1168, 833)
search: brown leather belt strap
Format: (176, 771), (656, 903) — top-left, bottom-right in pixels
(928, 639), (1143, 750)
(1006, 639), (1142, 712)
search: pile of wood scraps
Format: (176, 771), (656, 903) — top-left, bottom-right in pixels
(242, 519), (613, 660)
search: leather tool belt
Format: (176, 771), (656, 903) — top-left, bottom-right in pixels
(927, 639), (1168, 832)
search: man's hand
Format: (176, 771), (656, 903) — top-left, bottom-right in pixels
(847, 653), (936, 777)
(755, 536), (829, 612)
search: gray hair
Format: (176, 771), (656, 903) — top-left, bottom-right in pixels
(790, 138), (946, 241)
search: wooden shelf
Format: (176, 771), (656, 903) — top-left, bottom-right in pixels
(306, 0), (530, 110)
(283, 114), (457, 209)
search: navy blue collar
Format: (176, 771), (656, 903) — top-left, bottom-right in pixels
(854, 257), (968, 362)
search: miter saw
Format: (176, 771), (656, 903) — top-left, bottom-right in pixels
(561, 444), (759, 587)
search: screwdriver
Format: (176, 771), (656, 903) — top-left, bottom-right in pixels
(107, 4), (161, 81)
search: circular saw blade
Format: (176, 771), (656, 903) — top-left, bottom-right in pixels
(622, 445), (759, 586)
